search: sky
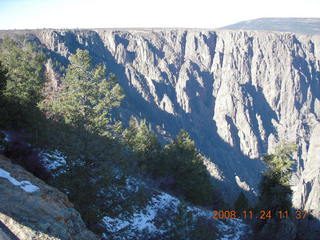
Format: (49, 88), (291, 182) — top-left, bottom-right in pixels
(0, 0), (319, 29)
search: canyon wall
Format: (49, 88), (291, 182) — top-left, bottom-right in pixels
(1, 29), (319, 213)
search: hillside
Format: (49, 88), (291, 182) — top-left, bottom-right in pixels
(220, 18), (320, 35)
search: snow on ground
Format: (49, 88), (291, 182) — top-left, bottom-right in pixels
(125, 177), (140, 193)
(0, 168), (39, 193)
(102, 216), (130, 233)
(0, 130), (9, 151)
(102, 192), (181, 239)
(131, 192), (180, 233)
(40, 150), (67, 175)
(102, 188), (249, 240)
(0, 131), (10, 143)
(217, 218), (249, 240)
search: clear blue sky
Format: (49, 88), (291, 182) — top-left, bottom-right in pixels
(0, 0), (319, 29)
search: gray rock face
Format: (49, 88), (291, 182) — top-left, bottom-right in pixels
(0, 155), (98, 240)
(292, 125), (320, 217)
(1, 29), (319, 214)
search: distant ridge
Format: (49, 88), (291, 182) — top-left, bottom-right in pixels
(220, 18), (320, 35)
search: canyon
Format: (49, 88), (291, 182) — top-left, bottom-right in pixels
(1, 27), (319, 216)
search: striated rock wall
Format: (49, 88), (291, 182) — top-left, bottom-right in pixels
(0, 155), (98, 240)
(1, 29), (319, 213)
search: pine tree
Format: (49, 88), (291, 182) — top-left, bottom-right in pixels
(0, 60), (8, 129)
(0, 60), (7, 95)
(0, 37), (45, 131)
(122, 116), (139, 148)
(41, 49), (124, 136)
(166, 203), (193, 240)
(0, 37), (44, 104)
(258, 143), (297, 213)
(122, 117), (161, 174)
(40, 49), (124, 161)
(234, 191), (249, 212)
(163, 130), (216, 206)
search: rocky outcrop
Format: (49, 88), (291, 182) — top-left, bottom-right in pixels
(0, 155), (99, 240)
(1, 29), (319, 213)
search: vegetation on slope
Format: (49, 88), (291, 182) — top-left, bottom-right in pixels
(0, 36), (221, 239)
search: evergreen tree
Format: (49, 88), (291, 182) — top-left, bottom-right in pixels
(163, 130), (216, 206)
(234, 191), (249, 212)
(0, 37), (45, 131)
(122, 116), (140, 148)
(0, 37), (44, 104)
(0, 60), (7, 95)
(258, 143), (297, 213)
(131, 119), (160, 155)
(0, 60), (8, 130)
(41, 50), (127, 230)
(41, 49), (124, 136)
(40, 49), (124, 161)
(253, 143), (297, 239)
(122, 117), (161, 174)
(165, 203), (193, 240)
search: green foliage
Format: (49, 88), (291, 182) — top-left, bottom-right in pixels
(0, 37), (46, 132)
(0, 39), (225, 238)
(0, 37), (45, 105)
(122, 117), (161, 173)
(161, 202), (217, 240)
(0, 60), (7, 95)
(123, 123), (218, 207)
(263, 143), (297, 184)
(40, 49), (125, 163)
(122, 116), (139, 144)
(165, 203), (194, 239)
(253, 143), (297, 238)
(258, 143), (297, 214)
(234, 191), (249, 212)
(55, 163), (113, 231)
(162, 130), (216, 206)
(0, 60), (8, 128)
(190, 217), (218, 240)
(40, 49), (124, 137)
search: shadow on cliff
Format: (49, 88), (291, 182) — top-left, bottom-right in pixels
(39, 30), (265, 201)
(291, 36), (320, 116)
(86, 31), (265, 201)
(182, 61), (265, 200)
(240, 83), (278, 154)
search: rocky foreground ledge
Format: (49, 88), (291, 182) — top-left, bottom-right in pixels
(0, 155), (99, 240)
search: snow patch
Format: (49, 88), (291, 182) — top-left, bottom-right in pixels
(40, 150), (67, 174)
(131, 192), (180, 233)
(0, 130), (11, 142)
(125, 177), (139, 193)
(217, 218), (248, 240)
(0, 168), (39, 193)
(102, 216), (130, 233)
(102, 188), (250, 239)
(102, 192), (181, 238)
